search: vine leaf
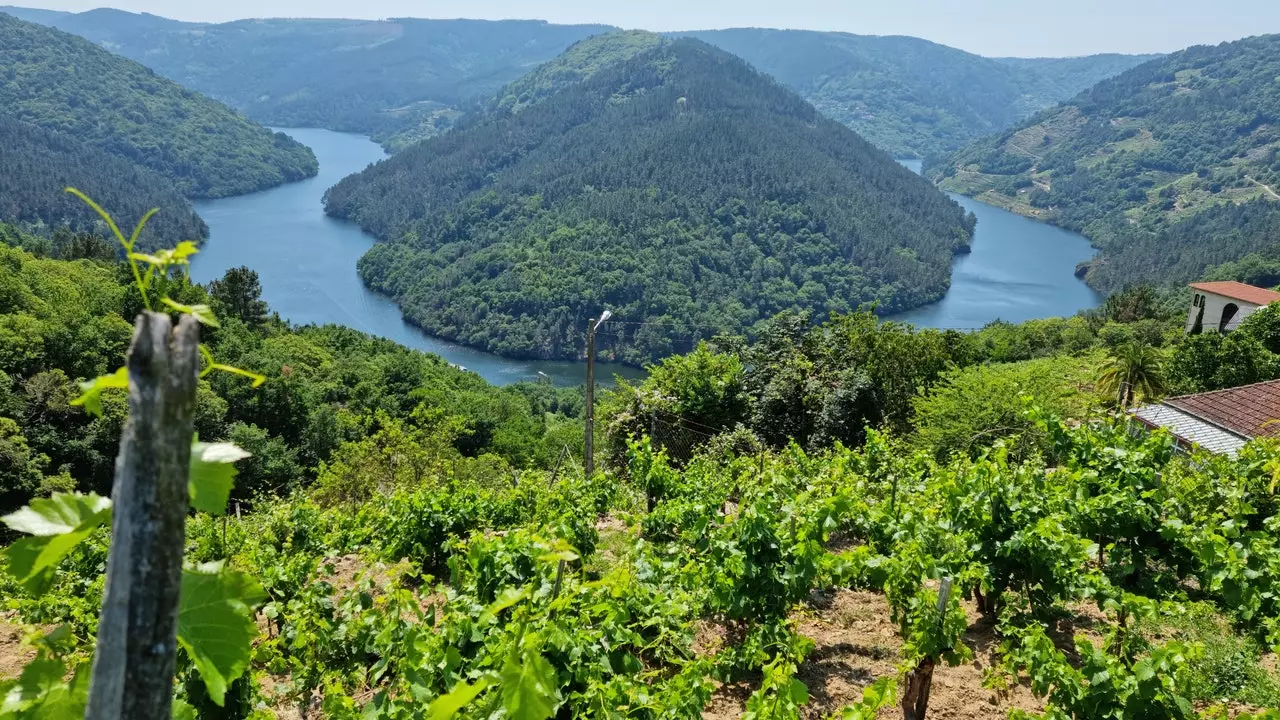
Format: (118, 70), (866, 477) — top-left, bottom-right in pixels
(161, 298), (220, 328)
(1, 493), (112, 596)
(500, 644), (558, 720)
(176, 562), (266, 707)
(70, 366), (128, 417)
(427, 677), (493, 720)
(189, 441), (250, 515)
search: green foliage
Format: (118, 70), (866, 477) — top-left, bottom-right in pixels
(0, 235), (584, 515)
(911, 354), (1100, 459)
(327, 39), (976, 363)
(0, 12), (317, 199)
(933, 34), (1280, 295)
(684, 29), (1153, 158)
(0, 116), (207, 245)
(1097, 342), (1167, 408)
(176, 563), (268, 706)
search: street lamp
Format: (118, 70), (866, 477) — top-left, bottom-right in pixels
(584, 310), (612, 477)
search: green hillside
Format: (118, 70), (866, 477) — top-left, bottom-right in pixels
(930, 34), (1280, 293)
(0, 11), (318, 199)
(0, 8), (612, 136)
(0, 116), (206, 245)
(325, 39), (975, 364)
(682, 29), (1156, 157)
(4, 7), (1152, 158)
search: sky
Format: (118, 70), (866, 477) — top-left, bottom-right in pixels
(13, 0), (1280, 57)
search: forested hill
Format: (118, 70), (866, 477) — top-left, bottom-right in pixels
(928, 34), (1280, 294)
(324, 38), (976, 364)
(0, 7), (612, 136)
(3, 6), (1152, 159)
(0, 12), (317, 199)
(682, 29), (1156, 158)
(0, 116), (206, 245)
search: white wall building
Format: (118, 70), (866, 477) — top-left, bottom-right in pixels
(1186, 281), (1280, 333)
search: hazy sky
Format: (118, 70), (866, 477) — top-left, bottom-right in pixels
(15, 0), (1280, 57)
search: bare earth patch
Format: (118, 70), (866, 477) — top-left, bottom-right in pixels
(0, 620), (36, 681)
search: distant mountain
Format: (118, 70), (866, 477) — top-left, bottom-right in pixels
(929, 34), (1280, 293)
(0, 116), (206, 245)
(324, 37), (976, 363)
(0, 11), (318, 199)
(680, 29), (1157, 157)
(0, 7), (614, 136)
(4, 7), (1154, 158)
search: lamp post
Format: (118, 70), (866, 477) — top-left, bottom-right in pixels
(584, 310), (612, 478)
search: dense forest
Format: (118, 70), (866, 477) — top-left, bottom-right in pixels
(325, 38), (976, 363)
(681, 29), (1154, 158)
(0, 11), (318, 199)
(0, 116), (207, 244)
(929, 34), (1280, 293)
(0, 7), (611, 136)
(4, 6), (1152, 158)
(0, 228), (585, 516)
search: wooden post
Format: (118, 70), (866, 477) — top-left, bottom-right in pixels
(584, 318), (597, 478)
(86, 312), (200, 720)
(547, 445), (569, 486)
(901, 577), (952, 720)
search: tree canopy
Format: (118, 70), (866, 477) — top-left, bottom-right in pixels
(326, 39), (976, 363)
(0, 11), (318, 199)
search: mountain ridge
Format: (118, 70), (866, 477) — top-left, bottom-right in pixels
(1, 6), (1156, 158)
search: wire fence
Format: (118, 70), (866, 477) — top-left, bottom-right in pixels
(646, 407), (718, 464)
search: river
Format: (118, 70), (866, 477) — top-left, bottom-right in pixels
(887, 159), (1100, 328)
(190, 128), (643, 387)
(190, 131), (1099, 387)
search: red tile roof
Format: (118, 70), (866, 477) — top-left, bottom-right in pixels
(1165, 379), (1280, 440)
(1188, 281), (1280, 307)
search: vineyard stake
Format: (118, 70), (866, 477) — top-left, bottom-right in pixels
(86, 313), (199, 720)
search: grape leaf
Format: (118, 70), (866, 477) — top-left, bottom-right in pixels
(427, 677), (492, 720)
(1, 493), (112, 595)
(189, 441), (250, 515)
(500, 646), (558, 720)
(176, 563), (266, 707)
(70, 367), (127, 417)
(161, 298), (220, 328)
(2, 493), (111, 536)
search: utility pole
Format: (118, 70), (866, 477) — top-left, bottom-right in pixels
(584, 310), (611, 478)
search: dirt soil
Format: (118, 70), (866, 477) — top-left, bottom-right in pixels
(703, 590), (1050, 719)
(0, 620), (36, 681)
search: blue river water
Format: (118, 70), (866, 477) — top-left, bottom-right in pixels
(190, 128), (642, 387)
(189, 131), (1099, 386)
(887, 159), (1100, 328)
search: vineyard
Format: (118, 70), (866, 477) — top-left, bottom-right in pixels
(4, 404), (1280, 718)
(1, 199), (1280, 719)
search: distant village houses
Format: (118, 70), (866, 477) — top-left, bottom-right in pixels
(1132, 280), (1280, 455)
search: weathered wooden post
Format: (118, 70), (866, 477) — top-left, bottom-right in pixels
(901, 576), (952, 720)
(86, 312), (200, 720)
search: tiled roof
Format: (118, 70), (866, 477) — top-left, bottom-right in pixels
(1188, 281), (1280, 307)
(1131, 404), (1250, 456)
(1164, 379), (1280, 440)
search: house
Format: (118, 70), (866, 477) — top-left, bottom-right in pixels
(1186, 281), (1280, 333)
(1131, 379), (1280, 456)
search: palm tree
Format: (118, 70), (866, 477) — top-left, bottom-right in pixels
(1098, 343), (1167, 409)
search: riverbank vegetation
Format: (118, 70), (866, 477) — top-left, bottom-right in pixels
(327, 38), (976, 364)
(928, 34), (1280, 296)
(0, 228), (584, 517)
(0, 116), (207, 245)
(0, 12), (318, 199)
